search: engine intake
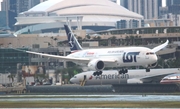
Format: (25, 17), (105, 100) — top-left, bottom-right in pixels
(88, 59), (105, 71)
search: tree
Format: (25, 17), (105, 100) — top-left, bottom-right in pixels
(99, 40), (108, 46)
(77, 36), (83, 44)
(129, 35), (135, 45)
(86, 34), (91, 40)
(125, 36), (130, 45)
(96, 36), (101, 40)
(8, 73), (15, 82)
(54, 68), (67, 83)
(77, 36), (82, 40)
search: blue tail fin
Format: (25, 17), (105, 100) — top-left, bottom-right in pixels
(64, 24), (83, 52)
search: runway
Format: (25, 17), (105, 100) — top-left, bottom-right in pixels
(1, 94), (180, 102)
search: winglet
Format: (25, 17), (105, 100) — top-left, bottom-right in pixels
(152, 40), (169, 52)
(64, 25), (83, 52)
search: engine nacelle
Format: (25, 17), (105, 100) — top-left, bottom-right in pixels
(127, 79), (143, 84)
(87, 59), (105, 71)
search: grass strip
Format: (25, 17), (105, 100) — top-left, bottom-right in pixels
(0, 101), (180, 108)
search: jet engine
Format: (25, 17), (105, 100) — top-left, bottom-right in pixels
(87, 59), (105, 71)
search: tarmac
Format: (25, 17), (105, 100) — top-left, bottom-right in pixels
(26, 84), (180, 93)
(1, 94), (180, 102)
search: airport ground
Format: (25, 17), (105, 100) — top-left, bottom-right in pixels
(1, 84), (180, 108)
(0, 95), (180, 108)
(0, 101), (180, 108)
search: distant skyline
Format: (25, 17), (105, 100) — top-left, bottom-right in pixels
(0, 0), (167, 11)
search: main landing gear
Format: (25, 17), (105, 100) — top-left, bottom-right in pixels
(146, 68), (150, 72)
(93, 71), (102, 76)
(118, 68), (128, 75)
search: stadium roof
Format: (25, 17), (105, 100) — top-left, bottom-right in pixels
(15, 0), (143, 36)
(25, 0), (143, 19)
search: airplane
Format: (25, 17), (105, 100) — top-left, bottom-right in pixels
(14, 24), (169, 76)
(70, 68), (180, 86)
(160, 73), (180, 84)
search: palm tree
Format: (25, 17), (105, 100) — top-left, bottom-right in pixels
(77, 36), (82, 40)
(8, 73), (14, 83)
(86, 34), (91, 40)
(53, 38), (58, 46)
(125, 36), (130, 45)
(77, 36), (83, 44)
(111, 36), (117, 44)
(129, 35), (135, 45)
(96, 36), (101, 40)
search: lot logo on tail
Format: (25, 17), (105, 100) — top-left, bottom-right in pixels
(68, 32), (75, 48)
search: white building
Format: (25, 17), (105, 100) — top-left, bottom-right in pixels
(14, 0), (143, 36)
(0, 73), (12, 84)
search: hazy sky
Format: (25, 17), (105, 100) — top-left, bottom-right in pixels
(0, 0), (166, 11)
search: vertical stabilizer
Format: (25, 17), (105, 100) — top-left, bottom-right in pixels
(64, 25), (83, 52)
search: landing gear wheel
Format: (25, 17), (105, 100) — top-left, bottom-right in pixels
(93, 71), (103, 76)
(118, 69), (122, 75)
(118, 68), (128, 74)
(146, 68), (150, 72)
(93, 72), (97, 76)
(124, 69), (128, 74)
(99, 71), (102, 75)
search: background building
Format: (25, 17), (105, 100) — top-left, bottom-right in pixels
(0, 11), (7, 29)
(117, 19), (143, 29)
(0, 48), (29, 73)
(166, 0), (180, 6)
(1, 0), (17, 29)
(0, 0), (44, 30)
(120, 0), (162, 19)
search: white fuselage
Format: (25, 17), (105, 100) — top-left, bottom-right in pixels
(160, 73), (180, 84)
(67, 47), (157, 67)
(70, 68), (180, 85)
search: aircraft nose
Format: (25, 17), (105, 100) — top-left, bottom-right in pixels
(70, 78), (74, 84)
(154, 55), (158, 62)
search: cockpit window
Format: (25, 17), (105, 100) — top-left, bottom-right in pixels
(146, 52), (155, 55)
(73, 76), (77, 78)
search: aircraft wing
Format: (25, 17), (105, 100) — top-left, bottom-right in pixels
(152, 40), (169, 52)
(14, 49), (117, 63)
(139, 72), (177, 83)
